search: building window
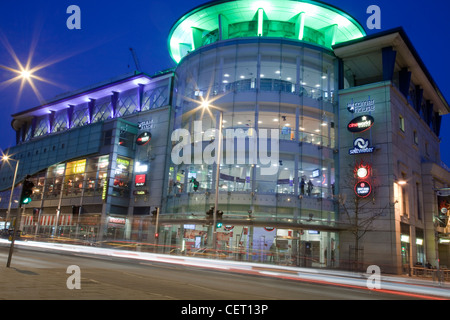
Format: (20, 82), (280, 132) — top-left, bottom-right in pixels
(65, 159), (87, 197)
(401, 174), (408, 217)
(116, 92), (138, 117)
(416, 182), (422, 220)
(92, 100), (113, 123)
(413, 130), (419, 145)
(72, 105), (89, 128)
(104, 130), (113, 146)
(34, 116), (49, 138)
(118, 130), (135, 149)
(399, 115), (405, 132)
(112, 157), (132, 197)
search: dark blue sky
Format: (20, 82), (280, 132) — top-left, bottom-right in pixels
(1, 0), (449, 163)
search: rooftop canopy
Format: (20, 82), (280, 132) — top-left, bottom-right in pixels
(168, 0), (366, 63)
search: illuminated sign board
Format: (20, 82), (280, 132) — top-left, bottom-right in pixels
(99, 156), (109, 169)
(347, 98), (375, 113)
(355, 181), (372, 198)
(135, 162), (149, 173)
(55, 164), (65, 175)
(136, 132), (152, 146)
(138, 120), (154, 130)
(349, 138), (375, 155)
(117, 158), (130, 167)
(109, 217), (126, 224)
(102, 176), (108, 201)
(135, 174), (146, 187)
(73, 160), (86, 174)
(224, 225), (234, 231)
(66, 159), (86, 175)
(133, 190), (148, 196)
(437, 194), (450, 227)
(354, 162), (371, 179)
(347, 115), (374, 133)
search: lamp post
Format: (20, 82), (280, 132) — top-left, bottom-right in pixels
(213, 111), (223, 250)
(2, 155), (19, 231)
(1, 155), (21, 268)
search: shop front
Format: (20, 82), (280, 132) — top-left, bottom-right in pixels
(158, 222), (338, 267)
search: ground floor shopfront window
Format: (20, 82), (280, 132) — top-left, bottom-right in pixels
(157, 224), (338, 268)
(20, 214), (101, 243)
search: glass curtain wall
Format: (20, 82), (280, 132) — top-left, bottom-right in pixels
(166, 40), (338, 226)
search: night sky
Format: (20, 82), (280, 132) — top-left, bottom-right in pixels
(1, 0), (449, 163)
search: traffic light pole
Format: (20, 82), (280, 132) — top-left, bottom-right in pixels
(212, 111), (223, 251)
(154, 207), (160, 250)
(6, 175), (34, 268)
(6, 205), (22, 268)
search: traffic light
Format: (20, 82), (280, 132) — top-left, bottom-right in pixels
(151, 207), (158, 225)
(206, 207), (214, 221)
(216, 210), (223, 228)
(20, 179), (34, 206)
(191, 178), (200, 192)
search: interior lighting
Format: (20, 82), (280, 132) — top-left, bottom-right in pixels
(201, 100), (210, 109)
(257, 8), (264, 36)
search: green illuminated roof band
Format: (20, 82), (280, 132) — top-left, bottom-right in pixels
(168, 0), (366, 63)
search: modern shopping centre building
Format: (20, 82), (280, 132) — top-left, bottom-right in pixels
(1, 0), (449, 274)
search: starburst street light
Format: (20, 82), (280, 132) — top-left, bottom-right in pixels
(0, 55), (53, 104)
(0, 28), (78, 106)
(20, 69), (31, 80)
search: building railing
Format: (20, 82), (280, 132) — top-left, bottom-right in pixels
(411, 266), (450, 282)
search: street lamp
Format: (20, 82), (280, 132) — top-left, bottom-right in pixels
(1, 153), (21, 268)
(1, 154), (19, 231)
(20, 69), (31, 80)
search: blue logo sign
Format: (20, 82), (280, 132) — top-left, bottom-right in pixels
(349, 138), (375, 155)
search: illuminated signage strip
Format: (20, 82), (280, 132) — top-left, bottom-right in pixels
(117, 158), (130, 167)
(347, 115), (374, 133)
(102, 176), (108, 201)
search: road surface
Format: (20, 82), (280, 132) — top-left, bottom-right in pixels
(0, 244), (439, 302)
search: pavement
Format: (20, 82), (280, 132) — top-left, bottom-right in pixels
(0, 239), (449, 300)
(0, 265), (179, 300)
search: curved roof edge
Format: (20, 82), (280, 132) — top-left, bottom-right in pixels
(168, 0), (366, 63)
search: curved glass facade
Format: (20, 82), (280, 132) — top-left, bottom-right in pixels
(163, 39), (339, 263)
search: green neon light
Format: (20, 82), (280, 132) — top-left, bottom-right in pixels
(257, 8), (264, 36)
(298, 12), (305, 41)
(168, 0), (367, 63)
